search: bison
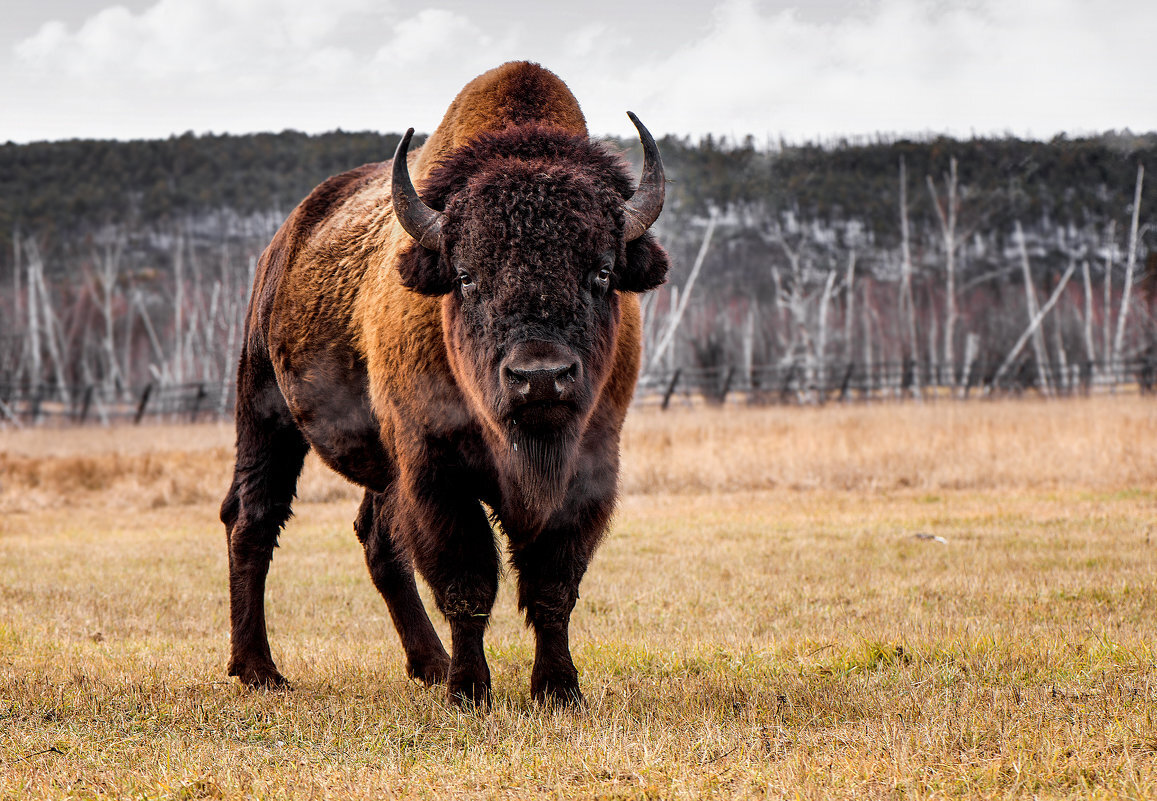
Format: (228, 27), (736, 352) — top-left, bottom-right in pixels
(220, 61), (668, 705)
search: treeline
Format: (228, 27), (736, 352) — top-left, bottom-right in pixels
(0, 128), (1154, 414)
(0, 130), (408, 253)
(4, 129), (1154, 256)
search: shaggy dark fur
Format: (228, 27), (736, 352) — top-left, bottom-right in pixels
(220, 61), (668, 706)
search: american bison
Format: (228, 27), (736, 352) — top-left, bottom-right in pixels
(220, 61), (668, 705)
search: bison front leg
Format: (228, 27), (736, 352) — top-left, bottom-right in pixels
(356, 491), (449, 686)
(508, 442), (618, 706)
(397, 492), (499, 707)
(510, 505), (610, 706)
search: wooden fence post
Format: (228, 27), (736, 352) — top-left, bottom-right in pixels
(779, 363), (797, 404)
(717, 366), (735, 405)
(190, 384), (208, 422)
(135, 383), (154, 425)
(77, 385), (94, 424)
(29, 386), (42, 423)
(660, 369), (681, 411)
(838, 362), (855, 402)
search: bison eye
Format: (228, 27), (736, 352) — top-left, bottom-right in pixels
(594, 252), (614, 290)
(457, 270), (475, 291)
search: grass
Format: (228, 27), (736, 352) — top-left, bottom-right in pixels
(2, 397), (1157, 798)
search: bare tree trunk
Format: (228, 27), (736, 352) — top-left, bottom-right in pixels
(10, 229), (23, 382)
(122, 279), (137, 388)
(95, 229), (125, 395)
(742, 303), (755, 387)
(898, 157), (920, 393)
(26, 239), (70, 403)
(1112, 164), (1145, 367)
(843, 249), (857, 365)
(665, 285), (678, 371)
(1103, 220), (1116, 382)
(775, 234), (815, 392)
(961, 332), (979, 393)
(862, 281), (876, 395)
(173, 227), (185, 384)
(1015, 221), (1052, 395)
(1081, 259), (1096, 362)
(770, 263), (786, 361)
(815, 269), (837, 399)
(926, 288), (939, 390)
(639, 292), (657, 358)
(1053, 303), (1069, 394)
(133, 289), (167, 367)
(991, 260), (1076, 389)
(927, 156), (959, 386)
(648, 211), (715, 374)
(23, 238), (40, 388)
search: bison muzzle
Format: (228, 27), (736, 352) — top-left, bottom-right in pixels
(220, 61), (668, 706)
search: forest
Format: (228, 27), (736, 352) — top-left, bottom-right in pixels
(0, 127), (1154, 418)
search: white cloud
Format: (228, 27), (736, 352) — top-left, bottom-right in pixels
(374, 9), (492, 66)
(4, 0), (1155, 142)
(16, 0), (388, 81)
(626, 0), (1157, 141)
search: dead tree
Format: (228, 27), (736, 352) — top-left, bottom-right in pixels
(1103, 220), (1116, 381)
(991, 259), (1076, 390)
(927, 156), (960, 387)
(93, 227), (126, 395)
(647, 211), (716, 375)
(898, 157), (920, 395)
(1080, 260), (1096, 364)
(1112, 164), (1145, 369)
(1015, 222), (1052, 394)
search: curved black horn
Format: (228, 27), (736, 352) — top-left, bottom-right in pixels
(622, 112), (665, 241)
(391, 128), (445, 250)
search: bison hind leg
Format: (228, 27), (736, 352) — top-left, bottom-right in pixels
(357, 491), (450, 686)
(223, 348), (310, 689)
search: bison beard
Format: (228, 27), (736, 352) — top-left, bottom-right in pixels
(506, 425), (581, 515)
(221, 61), (668, 707)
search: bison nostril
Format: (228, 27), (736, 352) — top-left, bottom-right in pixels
(553, 363), (578, 392)
(502, 361), (578, 403)
(504, 366), (532, 396)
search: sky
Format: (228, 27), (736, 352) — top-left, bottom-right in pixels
(3, 0), (1155, 144)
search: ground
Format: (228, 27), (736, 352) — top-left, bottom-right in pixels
(1, 397), (1156, 799)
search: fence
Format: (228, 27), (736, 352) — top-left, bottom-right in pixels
(0, 381), (233, 426)
(635, 355), (1157, 409)
(2, 355), (1155, 426)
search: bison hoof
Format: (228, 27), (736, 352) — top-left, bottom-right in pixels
(407, 652), (451, 687)
(531, 681), (584, 708)
(531, 669), (583, 708)
(228, 660), (290, 689)
(447, 676), (491, 708)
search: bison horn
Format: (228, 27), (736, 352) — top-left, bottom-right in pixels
(391, 128), (446, 250)
(622, 112), (665, 242)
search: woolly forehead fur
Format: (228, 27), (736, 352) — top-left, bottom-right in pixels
(420, 123), (637, 226)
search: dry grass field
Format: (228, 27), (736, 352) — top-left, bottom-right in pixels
(2, 397), (1157, 799)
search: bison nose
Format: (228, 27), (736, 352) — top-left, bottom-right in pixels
(504, 361), (579, 403)
(501, 344), (582, 405)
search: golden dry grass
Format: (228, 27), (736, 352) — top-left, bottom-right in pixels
(4, 395), (1157, 510)
(2, 397), (1157, 799)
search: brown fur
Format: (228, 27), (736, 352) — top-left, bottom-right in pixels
(220, 62), (668, 705)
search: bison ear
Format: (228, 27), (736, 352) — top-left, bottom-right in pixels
(617, 233), (669, 293)
(396, 244), (455, 296)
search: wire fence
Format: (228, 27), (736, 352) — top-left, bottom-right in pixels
(2, 354), (1156, 426)
(0, 381), (232, 427)
(636, 355), (1157, 408)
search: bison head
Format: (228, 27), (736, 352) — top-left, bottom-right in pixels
(391, 115), (667, 515)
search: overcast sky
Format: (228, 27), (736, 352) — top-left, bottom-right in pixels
(3, 0), (1154, 144)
